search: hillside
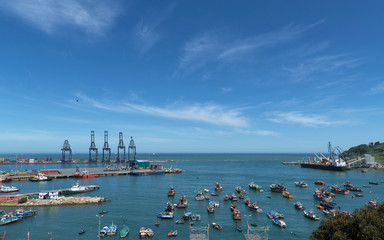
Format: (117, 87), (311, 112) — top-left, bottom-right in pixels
(343, 141), (384, 163)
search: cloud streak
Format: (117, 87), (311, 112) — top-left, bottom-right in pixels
(268, 111), (343, 127)
(77, 94), (248, 127)
(176, 20), (325, 77)
(0, 0), (121, 35)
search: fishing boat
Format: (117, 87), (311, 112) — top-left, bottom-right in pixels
(248, 202), (262, 212)
(212, 222), (222, 230)
(270, 183), (287, 193)
(155, 221), (160, 226)
(29, 173), (52, 182)
(107, 223), (117, 236)
(0, 175), (10, 183)
(99, 226), (108, 237)
(249, 181), (262, 190)
(183, 212), (192, 220)
(354, 193), (364, 197)
(74, 169), (99, 179)
(195, 190), (204, 201)
(322, 209), (337, 217)
(207, 204), (215, 213)
(14, 208), (36, 218)
(319, 200), (339, 210)
(62, 181), (94, 195)
(204, 189), (209, 193)
(294, 202), (305, 210)
(157, 202), (174, 219)
(120, 226), (130, 238)
(230, 193), (238, 201)
(294, 180), (308, 188)
(230, 203), (237, 211)
(366, 200), (378, 209)
(282, 191), (294, 199)
(167, 230), (178, 237)
(191, 214), (200, 221)
(266, 212), (274, 219)
(0, 185), (20, 193)
(0, 213), (19, 225)
(304, 210), (320, 220)
(78, 229), (86, 235)
(224, 195), (230, 201)
(168, 186), (175, 196)
(244, 198), (251, 205)
(146, 228), (154, 237)
(313, 187), (334, 201)
(314, 180), (325, 185)
(236, 226), (242, 232)
(99, 210), (108, 214)
(251, 223), (258, 227)
(214, 201), (219, 207)
(369, 181), (379, 185)
(235, 185), (245, 194)
(361, 169), (368, 173)
(175, 219), (185, 224)
(271, 211), (284, 219)
(176, 194), (188, 208)
(330, 185), (349, 195)
(139, 227), (147, 238)
(215, 182), (223, 192)
(272, 219), (286, 228)
(205, 195), (210, 200)
(346, 186), (363, 192)
(232, 209), (241, 220)
(211, 192), (218, 196)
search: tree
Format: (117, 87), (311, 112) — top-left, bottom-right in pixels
(311, 203), (384, 240)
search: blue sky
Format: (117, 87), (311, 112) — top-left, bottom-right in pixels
(0, 1), (383, 154)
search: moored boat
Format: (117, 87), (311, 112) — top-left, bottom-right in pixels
(99, 226), (108, 237)
(369, 181), (379, 185)
(139, 227), (147, 238)
(207, 204), (215, 213)
(176, 194), (188, 208)
(236, 226), (242, 232)
(157, 201), (174, 219)
(74, 169), (99, 179)
(232, 209), (241, 220)
(79, 229), (86, 235)
(0, 175), (11, 183)
(167, 230), (178, 237)
(195, 190), (204, 201)
(230, 193), (238, 201)
(224, 195), (230, 201)
(120, 226), (130, 238)
(0, 213), (19, 226)
(330, 185), (349, 195)
(0, 185), (20, 193)
(249, 181), (262, 190)
(212, 222), (222, 230)
(146, 228), (154, 237)
(29, 173), (52, 182)
(282, 191), (294, 199)
(304, 210), (320, 220)
(295, 180), (308, 188)
(248, 201), (262, 212)
(272, 218), (286, 228)
(314, 180), (325, 185)
(62, 181), (94, 195)
(215, 182), (223, 192)
(235, 185), (245, 194)
(294, 202), (305, 210)
(168, 186), (175, 196)
(107, 223), (117, 236)
(270, 183), (287, 193)
(366, 200), (378, 209)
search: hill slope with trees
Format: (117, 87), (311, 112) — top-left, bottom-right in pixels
(343, 141), (384, 163)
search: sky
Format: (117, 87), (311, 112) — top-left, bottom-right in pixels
(0, 0), (383, 154)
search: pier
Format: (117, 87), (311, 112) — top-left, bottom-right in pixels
(6, 167), (183, 181)
(243, 226), (269, 240)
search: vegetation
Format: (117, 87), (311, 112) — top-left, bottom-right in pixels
(343, 141), (384, 163)
(311, 203), (384, 240)
(17, 196), (28, 204)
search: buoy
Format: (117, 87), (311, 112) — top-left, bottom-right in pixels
(352, 195), (355, 198)
(370, 191), (372, 194)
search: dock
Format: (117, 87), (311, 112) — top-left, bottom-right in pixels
(19, 185), (100, 197)
(243, 226), (269, 240)
(7, 167), (183, 181)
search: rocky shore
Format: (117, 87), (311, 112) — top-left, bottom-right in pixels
(0, 196), (109, 207)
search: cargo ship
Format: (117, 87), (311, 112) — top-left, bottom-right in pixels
(300, 142), (348, 171)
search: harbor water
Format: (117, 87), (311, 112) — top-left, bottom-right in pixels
(1, 153), (383, 240)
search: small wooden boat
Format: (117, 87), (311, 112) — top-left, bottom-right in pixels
(314, 180), (325, 185)
(139, 227), (147, 238)
(363, 185), (371, 188)
(224, 195), (230, 201)
(78, 229), (86, 235)
(236, 226), (242, 232)
(249, 181), (262, 190)
(155, 221), (160, 226)
(294, 202), (305, 210)
(272, 219), (286, 228)
(361, 169), (368, 173)
(167, 230), (178, 237)
(251, 222), (257, 227)
(99, 210), (108, 214)
(369, 181), (379, 185)
(214, 182), (223, 192)
(168, 186), (175, 196)
(354, 194), (364, 197)
(212, 222), (222, 230)
(146, 228), (154, 237)
(282, 191), (294, 199)
(232, 209), (241, 220)
(120, 226), (130, 238)
(304, 210), (320, 220)
(211, 192), (218, 196)
(270, 183), (287, 193)
(267, 195), (271, 198)
(295, 180), (308, 188)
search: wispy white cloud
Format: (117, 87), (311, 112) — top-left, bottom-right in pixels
(135, 2), (176, 53)
(217, 19), (325, 60)
(368, 81), (384, 95)
(76, 93), (248, 127)
(267, 111), (343, 127)
(176, 20), (325, 77)
(0, 0), (121, 35)
(283, 54), (363, 83)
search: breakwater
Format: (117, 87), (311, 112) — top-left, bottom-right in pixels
(0, 196), (109, 207)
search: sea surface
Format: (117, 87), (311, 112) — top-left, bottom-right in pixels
(0, 153), (383, 240)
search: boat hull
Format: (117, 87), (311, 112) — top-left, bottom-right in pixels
(300, 163), (347, 171)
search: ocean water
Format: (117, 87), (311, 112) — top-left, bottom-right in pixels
(0, 153), (383, 240)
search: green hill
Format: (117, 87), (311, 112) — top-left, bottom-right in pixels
(343, 141), (384, 163)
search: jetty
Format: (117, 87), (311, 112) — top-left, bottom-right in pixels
(243, 226), (269, 240)
(6, 167), (183, 181)
(0, 196), (109, 207)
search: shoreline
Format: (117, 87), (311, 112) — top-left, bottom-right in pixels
(0, 196), (109, 207)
